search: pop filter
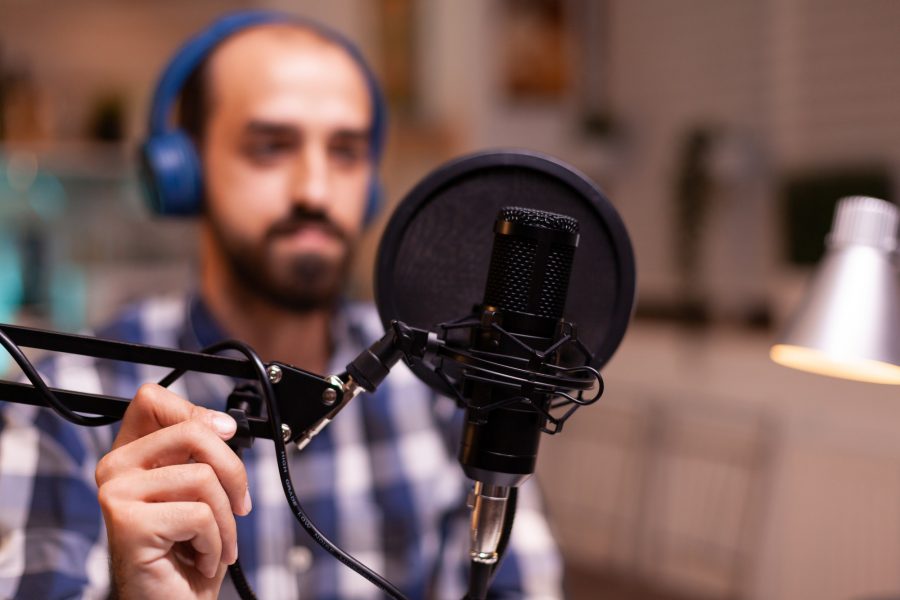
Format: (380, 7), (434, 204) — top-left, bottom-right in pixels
(375, 150), (636, 395)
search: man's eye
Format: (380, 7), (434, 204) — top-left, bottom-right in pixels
(244, 138), (295, 160)
(330, 143), (367, 165)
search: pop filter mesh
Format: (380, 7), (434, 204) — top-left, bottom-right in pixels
(375, 151), (635, 393)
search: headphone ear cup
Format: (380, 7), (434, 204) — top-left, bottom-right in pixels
(364, 177), (382, 226)
(140, 130), (204, 216)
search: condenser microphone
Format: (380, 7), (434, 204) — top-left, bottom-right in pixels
(460, 206), (579, 599)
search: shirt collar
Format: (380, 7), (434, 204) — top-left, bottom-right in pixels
(182, 293), (368, 375)
(185, 293), (229, 351)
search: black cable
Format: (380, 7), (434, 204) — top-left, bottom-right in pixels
(156, 348), (265, 600)
(227, 560), (258, 600)
(467, 561), (493, 600)
(164, 341), (409, 600)
(246, 342), (408, 600)
(156, 338), (245, 388)
(0, 328), (118, 426)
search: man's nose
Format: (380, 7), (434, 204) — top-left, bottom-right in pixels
(291, 146), (329, 209)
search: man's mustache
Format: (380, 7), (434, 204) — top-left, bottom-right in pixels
(265, 207), (349, 245)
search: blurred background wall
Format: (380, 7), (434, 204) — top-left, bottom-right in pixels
(2, 1), (900, 599)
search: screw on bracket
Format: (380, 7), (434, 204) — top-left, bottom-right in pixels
(322, 388), (338, 406)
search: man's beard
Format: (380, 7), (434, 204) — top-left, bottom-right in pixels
(209, 206), (354, 313)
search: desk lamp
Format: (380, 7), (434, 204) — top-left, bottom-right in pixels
(770, 196), (900, 384)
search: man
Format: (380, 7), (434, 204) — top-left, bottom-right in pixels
(0, 12), (563, 600)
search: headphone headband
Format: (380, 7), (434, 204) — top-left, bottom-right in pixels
(147, 12), (284, 134)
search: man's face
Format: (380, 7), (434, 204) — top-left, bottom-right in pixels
(200, 27), (373, 312)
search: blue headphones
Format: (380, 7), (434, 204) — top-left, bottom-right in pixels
(140, 10), (387, 223)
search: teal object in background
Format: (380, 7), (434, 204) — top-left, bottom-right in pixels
(0, 151), (85, 336)
(0, 152), (66, 216)
(49, 263), (86, 333)
(0, 234), (24, 375)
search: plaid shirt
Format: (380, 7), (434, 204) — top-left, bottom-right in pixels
(0, 295), (563, 599)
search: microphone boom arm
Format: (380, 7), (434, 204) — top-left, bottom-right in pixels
(0, 320), (452, 449)
(0, 322), (346, 447)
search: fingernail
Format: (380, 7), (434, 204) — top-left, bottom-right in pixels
(211, 413), (236, 437)
(243, 487), (253, 514)
(203, 561), (218, 579)
(233, 540), (239, 563)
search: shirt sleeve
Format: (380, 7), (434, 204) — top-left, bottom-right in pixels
(0, 357), (114, 600)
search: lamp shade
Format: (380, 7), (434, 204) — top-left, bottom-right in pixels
(771, 196), (900, 384)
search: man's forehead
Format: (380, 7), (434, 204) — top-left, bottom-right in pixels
(206, 25), (371, 107)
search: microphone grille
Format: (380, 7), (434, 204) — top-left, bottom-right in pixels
(484, 207), (579, 318)
(484, 235), (537, 314)
(499, 206), (579, 233)
(540, 244), (576, 316)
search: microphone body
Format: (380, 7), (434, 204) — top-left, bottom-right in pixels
(459, 207), (579, 487)
(459, 207), (578, 596)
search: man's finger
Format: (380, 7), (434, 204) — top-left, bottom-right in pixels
(113, 383), (236, 449)
(97, 419), (250, 515)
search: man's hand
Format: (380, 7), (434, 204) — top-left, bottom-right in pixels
(95, 383), (252, 600)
